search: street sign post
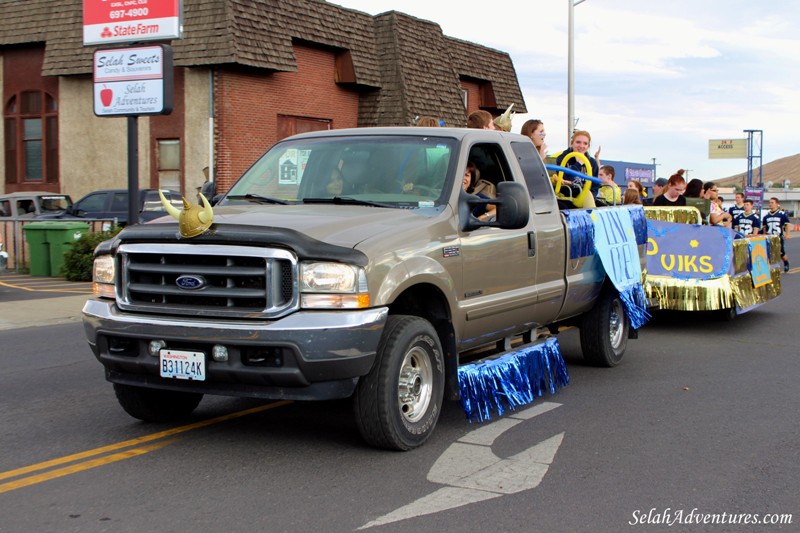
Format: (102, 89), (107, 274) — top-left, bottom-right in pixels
(84, 1), (181, 226)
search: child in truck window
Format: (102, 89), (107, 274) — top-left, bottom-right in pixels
(463, 161), (496, 221)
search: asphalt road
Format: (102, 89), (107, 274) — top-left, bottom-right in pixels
(0, 242), (798, 532)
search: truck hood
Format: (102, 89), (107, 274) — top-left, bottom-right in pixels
(149, 204), (444, 249)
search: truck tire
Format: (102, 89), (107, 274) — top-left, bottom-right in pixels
(353, 315), (444, 451)
(580, 285), (629, 367)
(114, 383), (203, 422)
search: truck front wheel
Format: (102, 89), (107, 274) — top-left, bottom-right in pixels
(113, 383), (203, 422)
(580, 286), (629, 367)
(354, 315), (444, 451)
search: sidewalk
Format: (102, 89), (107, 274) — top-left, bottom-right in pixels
(0, 272), (93, 330)
(0, 293), (90, 331)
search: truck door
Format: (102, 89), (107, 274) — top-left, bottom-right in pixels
(511, 140), (567, 323)
(457, 142), (539, 350)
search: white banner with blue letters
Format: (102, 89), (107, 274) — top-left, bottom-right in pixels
(591, 208), (650, 329)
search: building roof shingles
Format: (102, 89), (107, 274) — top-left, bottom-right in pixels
(0, 0), (526, 125)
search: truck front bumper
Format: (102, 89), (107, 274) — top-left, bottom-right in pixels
(82, 299), (388, 401)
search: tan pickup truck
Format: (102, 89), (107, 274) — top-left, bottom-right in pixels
(83, 128), (647, 450)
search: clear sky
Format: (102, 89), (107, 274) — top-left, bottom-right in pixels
(330, 0), (800, 182)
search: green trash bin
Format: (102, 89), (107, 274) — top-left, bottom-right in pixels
(45, 222), (90, 277)
(22, 222), (53, 276)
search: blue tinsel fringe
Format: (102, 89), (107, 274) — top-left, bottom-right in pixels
(563, 209), (596, 259)
(626, 205), (648, 245)
(619, 283), (651, 330)
(457, 337), (570, 423)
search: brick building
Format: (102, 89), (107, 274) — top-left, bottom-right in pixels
(1, 0), (526, 199)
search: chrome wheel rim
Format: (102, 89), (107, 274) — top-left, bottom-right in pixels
(397, 345), (433, 423)
(610, 299), (624, 350)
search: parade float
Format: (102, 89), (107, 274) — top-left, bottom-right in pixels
(643, 206), (782, 318)
(546, 160), (782, 319)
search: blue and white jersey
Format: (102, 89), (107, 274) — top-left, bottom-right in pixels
(728, 204), (745, 224)
(736, 213), (761, 236)
(762, 210), (790, 237)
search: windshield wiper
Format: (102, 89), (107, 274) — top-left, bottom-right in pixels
(225, 194), (293, 205)
(303, 196), (395, 208)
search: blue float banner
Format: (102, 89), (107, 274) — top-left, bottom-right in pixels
(747, 236), (772, 288)
(646, 220), (735, 279)
(592, 208), (650, 329)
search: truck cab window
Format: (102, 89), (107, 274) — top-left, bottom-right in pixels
(511, 141), (554, 213)
(467, 143), (513, 192)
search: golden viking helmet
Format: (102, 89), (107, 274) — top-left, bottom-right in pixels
(160, 191), (214, 238)
(493, 103), (515, 132)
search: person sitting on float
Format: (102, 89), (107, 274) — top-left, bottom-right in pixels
(652, 170), (687, 206)
(521, 119), (548, 160)
(684, 178), (703, 198)
(597, 165), (622, 205)
(703, 181), (732, 227)
(552, 130), (601, 208)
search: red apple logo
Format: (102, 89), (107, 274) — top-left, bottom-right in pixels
(100, 85), (113, 107)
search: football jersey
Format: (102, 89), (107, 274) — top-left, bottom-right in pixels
(762, 210), (790, 237)
(728, 204), (746, 223)
(735, 213), (761, 236)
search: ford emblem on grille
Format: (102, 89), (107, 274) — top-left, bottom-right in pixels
(176, 275), (206, 290)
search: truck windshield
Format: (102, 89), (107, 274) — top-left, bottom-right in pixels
(223, 135), (457, 208)
(40, 195), (72, 213)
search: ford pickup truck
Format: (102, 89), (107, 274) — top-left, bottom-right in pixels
(83, 127), (647, 450)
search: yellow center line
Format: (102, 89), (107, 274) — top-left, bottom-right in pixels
(0, 439), (178, 494)
(0, 281), (92, 293)
(0, 400), (291, 484)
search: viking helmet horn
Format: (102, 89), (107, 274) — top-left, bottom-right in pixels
(198, 193), (213, 224)
(493, 103), (515, 132)
(159, 190), (182, 220)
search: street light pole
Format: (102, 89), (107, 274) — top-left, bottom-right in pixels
(568, 0), (587, 145)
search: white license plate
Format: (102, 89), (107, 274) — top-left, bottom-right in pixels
(159, 349), (206, 381)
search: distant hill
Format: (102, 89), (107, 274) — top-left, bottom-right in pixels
(715, 153), (800, 189)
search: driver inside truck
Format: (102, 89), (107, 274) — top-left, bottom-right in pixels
(325, 168), (345, 196)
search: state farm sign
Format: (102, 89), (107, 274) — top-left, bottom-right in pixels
(93, 45), (173, 116)
(83, 0), (181, 45)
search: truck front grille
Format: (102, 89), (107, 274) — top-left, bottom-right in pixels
(117, 243), (298, 318)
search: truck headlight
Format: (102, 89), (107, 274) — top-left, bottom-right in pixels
(299, 262), (370, 309)
(92, 255), (116, 299)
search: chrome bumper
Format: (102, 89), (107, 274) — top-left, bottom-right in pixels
(82, 299), (388, 400)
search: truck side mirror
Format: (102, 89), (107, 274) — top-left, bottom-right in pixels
(460, 181), (530, 232)
(494, 182), (530, 229)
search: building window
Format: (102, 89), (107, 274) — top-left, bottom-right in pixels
(158, 139), (181, 171)
(462, 88), (468, 110)
(4, 91), (58, 185)
(277, 115), (331, 140)
(157, 139), (181, 191)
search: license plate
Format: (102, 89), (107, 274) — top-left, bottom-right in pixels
(159, 349), (206, 381)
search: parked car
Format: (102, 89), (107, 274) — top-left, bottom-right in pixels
(0, 191), (73, 219)
(64, 189), (184, 225)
